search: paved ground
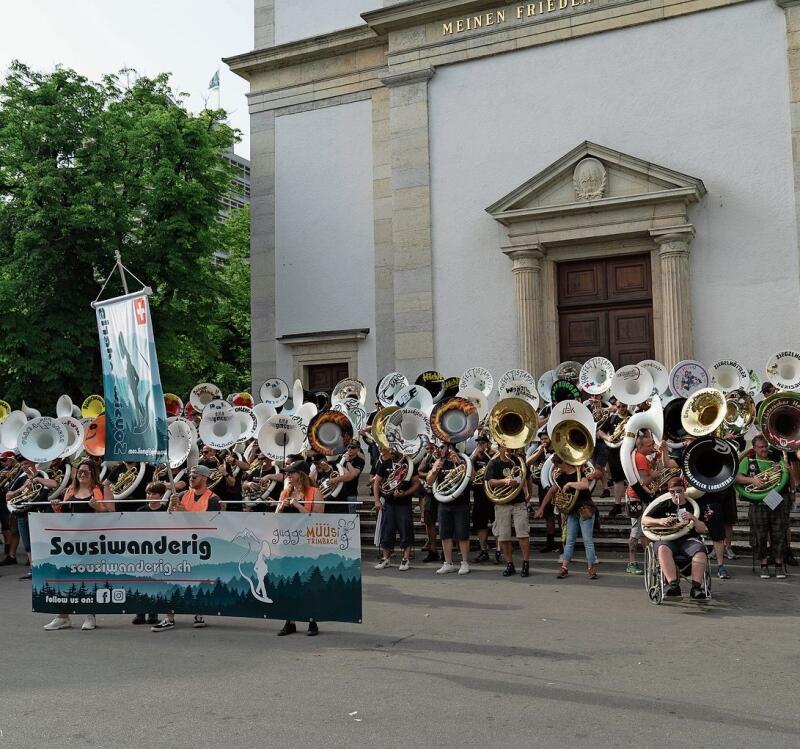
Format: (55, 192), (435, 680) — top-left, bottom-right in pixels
(1, 552), (799, 749)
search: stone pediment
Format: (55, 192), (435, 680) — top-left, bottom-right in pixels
(486, 141), (706, 225)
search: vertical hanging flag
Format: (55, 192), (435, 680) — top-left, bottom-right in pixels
(94, 292), (168, 463)
(208, 70), (220, 90)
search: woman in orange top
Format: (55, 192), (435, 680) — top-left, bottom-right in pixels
(275, 461), (323, 637)
(44, 460), (114, 632)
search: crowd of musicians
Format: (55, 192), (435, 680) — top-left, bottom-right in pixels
(1, 354), (799, 628)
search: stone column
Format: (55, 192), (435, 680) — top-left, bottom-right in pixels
(504, 247), (544, 376)
(381, 67), (435, 376)
(652, 229), (694, 368)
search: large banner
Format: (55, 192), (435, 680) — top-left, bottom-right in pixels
(95, 292), (167, 462)
(29, 513), (362, 623)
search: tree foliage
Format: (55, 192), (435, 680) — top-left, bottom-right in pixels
(0, 61), (250, 409)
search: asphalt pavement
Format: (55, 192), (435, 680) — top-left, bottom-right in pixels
(1, 552), (799, 749)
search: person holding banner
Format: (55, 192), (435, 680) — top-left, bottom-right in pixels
(152, 466), (222, 631)
(275, 461), (324, 636)
(44, 461), (114, 631)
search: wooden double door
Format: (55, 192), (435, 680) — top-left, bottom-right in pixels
(557, 254), (654, 366)
(306, 362), (349, 394)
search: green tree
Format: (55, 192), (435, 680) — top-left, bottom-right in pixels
(0, 61), (250, 407)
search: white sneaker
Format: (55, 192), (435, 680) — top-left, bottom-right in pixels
(398, 558), (410, 571)
(725, 547), (737, 560)
(43, 616), (71, 631)
(458, 561), (470, 575)
(435, 562), (457, 575)
(81, 615), (96, 631)
(374, 558), (391, 570)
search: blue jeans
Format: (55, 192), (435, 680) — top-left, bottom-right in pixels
(563, 513), (597, 565)
(16, 514), (31, 554)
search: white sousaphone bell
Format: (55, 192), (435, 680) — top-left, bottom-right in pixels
(394, 383), (434, 416)
(709, 359), (750, 394)
(18, 417), (69, 463)
(537, 370), (556, 404)
(459, 367), (494, 398)
(233, 406), (259, 441)
(259, 378), (290, 408)
(168, 420), (193, 469)
(637, 359), (670, 396)
(199, 406), (239, 450)
(765, 350), (800, 392)
(385, 407), (432, 458)
(497, 369), (539, 408)
(669, 360), (709, 399)
(190, 383), (222, 414)
(578, 357), (615, 395)
(620, 398), (664, 497)
(21, 401), (42, 420)
(56, 395), (75, 419)
(377, 372), (409, 407)
(680, 387), (726, 437)
(430, 397), (479, 445)
(257, 414), (304, 462)
(0, 410), (27, 451)
(610, 365), (654, 406)
(331, 378), (367, 408)
(252, 402), (277, 435)
(58, 416), (85, 459)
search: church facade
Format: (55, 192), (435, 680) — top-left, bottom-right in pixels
(226, 0), (800, 393)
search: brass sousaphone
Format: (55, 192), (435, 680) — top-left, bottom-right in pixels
(484, 397), (536, 504)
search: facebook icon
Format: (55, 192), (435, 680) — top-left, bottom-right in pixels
(96, 589), (111, 604)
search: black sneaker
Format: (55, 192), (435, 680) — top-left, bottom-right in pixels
(502, 562), (516, 577)
(0, 556), (17, 566)
(665, 581), (682, 598)
(151, 619), (175, 632)
(539, 542), (558, 553)
(422, 551), (439, 563)
(473, 549), (490, 563)
(277, 621), (297, 636)
(192, 616), (206, 629)
(493, 550), (501, 565)
(608, 505), (623, 519)
(132, 614), (146, 625)
(520, 560), (530, 578)
(690, 585), (707, 600)
(307, 621), (319, 637)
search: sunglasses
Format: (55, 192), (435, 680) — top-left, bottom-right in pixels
(76, 470), (91, 476)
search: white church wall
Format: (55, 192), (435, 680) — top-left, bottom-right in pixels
(274, 99), (376, 388)
(429, 0), (798, 376)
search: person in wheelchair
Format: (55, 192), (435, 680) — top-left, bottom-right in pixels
(642, 477), (709, 600)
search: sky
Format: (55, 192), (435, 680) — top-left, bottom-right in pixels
(0, 0), (253, 156)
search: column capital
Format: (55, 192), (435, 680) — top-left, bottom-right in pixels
(775, 0), (800, 8)
(651, 226), (695, 257)
(379, 67), (435, 88)
(503, 245), (545, 272)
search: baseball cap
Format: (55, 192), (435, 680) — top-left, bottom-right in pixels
(285, 460), (310, 475)
(191, 465), (213, 478)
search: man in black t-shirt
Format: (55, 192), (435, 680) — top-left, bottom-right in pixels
(643, 478), (709, 599)
(597, 402), (628, 517)
(374, 449), (420, 571)
(427, 444), (471, 575)
(322, 441), (366, 514)
(470, 435), (495, 561)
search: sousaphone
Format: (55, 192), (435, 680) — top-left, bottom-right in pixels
(547, 399), (596, 466)
(637, 360), (670, 396)
(18, 417), (69, 463)
(308, 410), (354, 456)
(0, 400), (10, 423)
(430, 397), (479, 445)
(394, 384), (433, 415)
(757, 392), (800, 452)
(537, 370), (555, 404)
(199, 409), (239, 450)
(555, 361), (582, 385)
(551, 379), (581, 405)
(331, 378), (367, 408)
(681, 436), (737, 493)
(257, 414), (304, 462)
(765, 351), (800, 392)
(497, 369), (539, 407)
(642, 493), (702, 542)
(578, 357), (615, 395)
(680, 388), (726, 437)
(163, 393), (184, 418)
(415, 370), (445, 403)
(610, 365), (654, 407)
(58, 416), (85, 459)
(371, 406), (399, 451)
(81, 395), (105, 419)
(259, 378), (290, 408)
(83, 415), (106, 457)
(455, 387), (489, 421)
(189, 383), (222, 414)
(386, 407), (432, 457)
(377, 372), (409, 407)
(669, 360), (709, 399)
(0, 410), (26, 452)
(710, 359), (750, 394)
(459, 367), (493, 398)
(488, 397), (537, 450)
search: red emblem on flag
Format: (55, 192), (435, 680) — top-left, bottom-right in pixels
(134, 298), (147, 325)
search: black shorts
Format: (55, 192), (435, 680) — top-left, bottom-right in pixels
(0, 499), (12, 532)
(655, 536), (706, 562)
(380, 503), (414, 550)
(698, 500), (726, 542)
(438, 502), (470, 541)
(607, 448), (625, 482)
(593, 441), (609, 468)
(423, 494), (438, 525)
(471, 490), (495, 531)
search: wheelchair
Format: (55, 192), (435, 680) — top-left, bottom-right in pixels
(644, 540), (712, 605)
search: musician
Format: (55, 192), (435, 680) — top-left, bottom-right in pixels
(416, 442), (441, 563)
(527, 433), (559, 553)
(642, 477), (709, 599)
(374, 448), (419, 572)
(738, 434), (788, 579)
(217, 450), (250, 511)
(272, 460), (325, 637)
(152, 465), (222, 632)
(320, 441), (366, 514)
(470, 435), (495, 562)
(1, 454), (23, 565)
(44, 460), (114, 632)
(426, 443), (471, 575)
(199, 445), (220, 469)
(537, 455), (598, 579)
(486, 446), (531, 577)
(242, 452), (283, 512)
(597, 401), (629, 518)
